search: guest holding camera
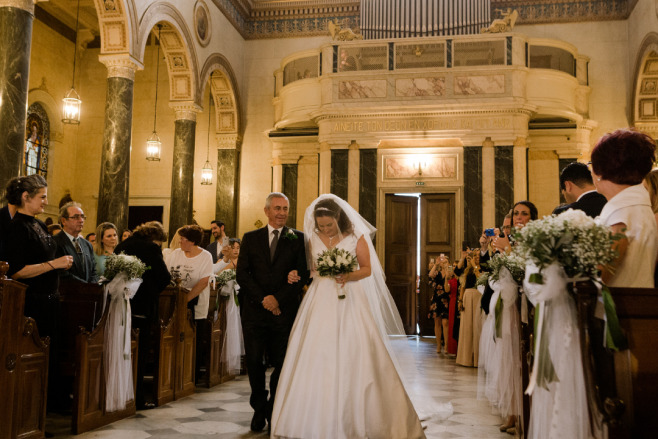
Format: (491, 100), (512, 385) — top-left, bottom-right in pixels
(454, 249), (482, 367)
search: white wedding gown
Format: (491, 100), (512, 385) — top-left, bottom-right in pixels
(270, 233), (425, 439)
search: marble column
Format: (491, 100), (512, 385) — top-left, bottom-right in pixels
(359, 148), (377, 227)
(0, 0), (34, 189)
(494, 145), (514, 226)
(282, 163), (298, 228)
(481, 137), (496, 228)
(97, 56), (142, 231)
(463, 145), (483, 246)
(168, 104), (200, 241)
(215, 134), (240, 237)
(331, 148), (348, 200)
(271, 157), (283, 192)
(347, 140), (360, 211)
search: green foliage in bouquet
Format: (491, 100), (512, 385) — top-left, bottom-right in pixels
(103, 252), (148, 281)
(487, 252), (526, 285)
(315, 247), (357, 278)
(513, 209), (620, 284)
(215, 269), (236, 289)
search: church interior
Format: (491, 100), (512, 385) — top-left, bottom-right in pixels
(2, 0), (658, 438)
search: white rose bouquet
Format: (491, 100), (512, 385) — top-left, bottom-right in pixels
(316, 248), (357, 299)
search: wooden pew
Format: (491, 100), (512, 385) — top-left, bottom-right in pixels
(0, 261), (49, 439)
(572, 282), (658, 438)
(57, 279), (138, 434)
(196, 286), (237, 388)
(154, 282), (196, 406)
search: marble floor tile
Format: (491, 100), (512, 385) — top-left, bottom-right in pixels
(48, 338), (516, 439)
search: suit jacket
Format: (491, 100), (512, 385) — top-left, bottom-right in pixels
(553, 191), (607, 218)
(236, 226), (309, 325)
(115, 235), (171, 318)
(206, 241), (224, 264)
(54, 231), (98, 283)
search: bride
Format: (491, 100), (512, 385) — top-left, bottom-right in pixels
(270, 194), (426, 439)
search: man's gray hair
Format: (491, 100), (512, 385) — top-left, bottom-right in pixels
(265, 192), (289, 208)
(59, 201), (83, 220)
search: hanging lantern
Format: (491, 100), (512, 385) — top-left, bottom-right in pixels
(147, 25), (163, 161)
(62, 0), (82, 124)
(146, 131), (162, 161)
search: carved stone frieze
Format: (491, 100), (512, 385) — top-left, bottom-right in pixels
(216, 133), (241, 149)
(170, 102), (202, 121)
(99, 55), (143, 80)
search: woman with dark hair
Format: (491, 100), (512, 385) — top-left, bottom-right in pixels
(93, 222), (118, 277)
(163, 225), (214, 319)
(114, 221), (170, 409)
(454, 249), (482, 367)
(4, 175), (73, 326)
(120, 229), (132, 242)
(493, 201), (538, 253)
(591, 129), (658, 287)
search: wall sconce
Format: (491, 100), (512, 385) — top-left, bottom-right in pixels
(409, 156), (429, 177)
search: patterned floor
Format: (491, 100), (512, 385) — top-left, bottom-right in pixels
(48, 338), (512, 439)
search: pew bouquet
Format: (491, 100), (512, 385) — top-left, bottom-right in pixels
(102, 252), (147, 412)
(315, 248), (357, 299)
(511, 208), (625, 439)
(214, 269), (239, 306)
(103, 252), (148, 282)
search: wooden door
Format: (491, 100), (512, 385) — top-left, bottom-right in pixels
(384, 195), (418, 335)
(419, 194), (455, 336)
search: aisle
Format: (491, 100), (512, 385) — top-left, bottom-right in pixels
(50, 338), (510, 439)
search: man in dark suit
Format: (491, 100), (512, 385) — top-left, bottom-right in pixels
(114, 221), (171, 409)
(236, 193), (309, 432)
(206, 219), (226, 263)
(553, 162), (607, 217)
(54, 201), (98, 283)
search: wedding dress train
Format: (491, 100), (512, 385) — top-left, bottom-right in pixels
(270, 233), (425, 439)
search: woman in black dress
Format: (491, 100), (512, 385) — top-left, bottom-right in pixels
(428, 257), (450, 353)
(4, 175), (73, 335)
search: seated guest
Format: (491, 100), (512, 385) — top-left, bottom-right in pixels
(114, 221), (171, 409)
(54, 202), (98, 283)
(553, 162), (607, 217)
(591, 129), (658, 287)
(93, 222), (118, 277)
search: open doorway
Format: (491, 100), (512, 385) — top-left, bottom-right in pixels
(384, 193), (455, 336)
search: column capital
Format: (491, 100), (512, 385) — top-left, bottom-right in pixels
(216, 133), (241, 150)
(513, 136), (527, 148)
(99, 54), (143, 80)
(482, 136), (494, 148)
(0, 0), (46, 14)
(170, 102), (202, 121)
(348, 140), (359, 150)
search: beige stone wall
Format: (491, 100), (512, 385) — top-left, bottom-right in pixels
(238, 36), (329, 235)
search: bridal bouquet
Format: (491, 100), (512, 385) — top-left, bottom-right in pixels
(102, 252), (147, 412)
(316, 248), (357, 299)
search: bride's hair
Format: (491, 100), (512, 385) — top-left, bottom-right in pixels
(313, 199), (353, 235)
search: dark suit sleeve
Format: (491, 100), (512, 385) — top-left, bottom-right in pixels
(273, 231), (309, 307)
(141, 243), (171, 294)
(85, 240), (99, 283)
(236, 231), (268, 304)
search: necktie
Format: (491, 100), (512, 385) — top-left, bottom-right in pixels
(73, 237), (82, 254)
(270, 230), (279, 262)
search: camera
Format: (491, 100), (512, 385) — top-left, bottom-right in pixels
(484, 228), (495, 237)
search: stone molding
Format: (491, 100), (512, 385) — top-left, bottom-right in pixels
(99, 54), (143, 80)
(216, 133), (241, 149)
(314, 108), (536, 122)
(0, 0), (43, 13)
(170, 102), (202, 121)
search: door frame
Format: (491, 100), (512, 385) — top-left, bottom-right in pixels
(375, 186), (463, 266)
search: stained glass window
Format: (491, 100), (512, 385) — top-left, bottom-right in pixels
(24, 103), (49, 178)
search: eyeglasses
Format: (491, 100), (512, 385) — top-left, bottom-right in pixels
(67, 214), (87, 220)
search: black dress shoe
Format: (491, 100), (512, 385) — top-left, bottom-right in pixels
(137, 402), (156, 410)
(251, 411), (266, 432)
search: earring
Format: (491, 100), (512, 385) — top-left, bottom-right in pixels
(597, 178), (601, 181)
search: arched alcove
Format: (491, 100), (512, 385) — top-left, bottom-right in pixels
(138, 3), (199, 104)
(200, 53), (242, 138)
(631, 33), (658, 138)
